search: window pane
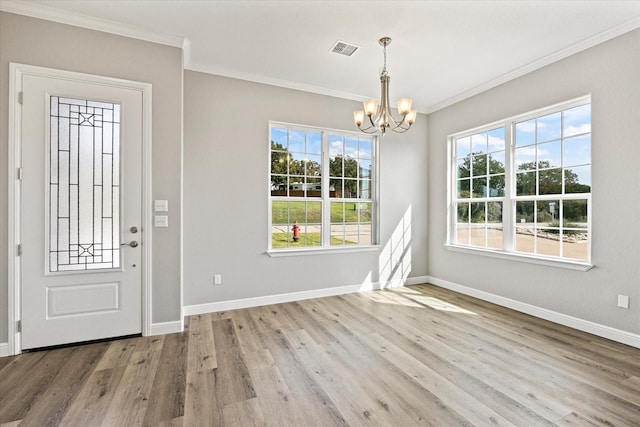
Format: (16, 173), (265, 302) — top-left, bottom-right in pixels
(458, 179), (470, 198)
(537, 140), (561, 169)
(563, 135), (590, 167)
(271, 176), (288, 196)
(331, 202), (344, 223)
(330, 224), (345, 246)
(457, 158), (470, 178)
(456, 202), (469, 245)
(345, 138), (358, 158)
(515, 229), (535, 254)
(305, 155), (322, 177)
(359, 159), (372, 178)
(359, 139), (372, 159)
(359, 202), (372, 223)
(487, 202), (502, 249)
(537, 112), (561, 142)
(306, 177), (322, 198)
(329, 156), (343, 177)
(329, 179), (342, 198)
(471, 154), (487, 176)
(564, 165), (591, 193)
(306, 132), (321, 154)
(514, 146), (536, 171)
(343, 157), (359, 178)
(537, 200), (560, 228)
(358, 223), (372, 245)
(288, 130), (305, 152)
(472, 177), (487, 198)
(271, 128), (287, 148)
(358, 179), (371, 199)
(563, 230), (588, 260)
(470, 201), (486, 246)
(539, 168), (562, 195)
(562, 199), (587, 225)
(487, 128), (505, 153)
(488, 175), (505, 197)
(344, 179), (357, 198)
(306, 201), (322, 223)
(271, 150), (289, 174)
(329, 135), (343, 157)
(488, 151), (505, 174)
(516, 201), (535, 224)
(470, 202), (485, 223)
(515, 119), (536, 146)
(471, 133), (487, 154)
(516, 171), (536, 195)
(290, 152), (305, 175)
(536, 230), (560, 257)
(563, 104), (591, 137)
(456, 136), (471, 158)
(457, 202), (469, 223)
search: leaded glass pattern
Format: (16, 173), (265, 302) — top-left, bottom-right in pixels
(49, 96), (121, 272)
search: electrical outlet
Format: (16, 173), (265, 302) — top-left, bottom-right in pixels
(214, 274), (222, 285)
(617, 295), (629, 309)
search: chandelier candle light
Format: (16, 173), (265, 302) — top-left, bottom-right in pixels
(354, 37), (417, 135)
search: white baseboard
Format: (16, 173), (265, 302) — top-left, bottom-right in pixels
(0, 342), (9, 357)
(184, 276), (429, 316)
(426, 275), (640, 350)
(149, 320), (183, 336)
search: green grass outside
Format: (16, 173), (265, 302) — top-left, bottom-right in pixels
(271, 232), (356, 248)
(272, 200), (371, 224)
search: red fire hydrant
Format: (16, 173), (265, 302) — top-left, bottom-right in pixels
(292, 220), (300, 242)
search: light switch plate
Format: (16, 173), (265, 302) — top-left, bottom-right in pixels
(154, 215), (168, 227)
(154, 200), (168, 212)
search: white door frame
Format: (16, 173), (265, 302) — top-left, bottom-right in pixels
(7, 63), (153, 356)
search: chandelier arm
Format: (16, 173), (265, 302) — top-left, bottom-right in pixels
(357, 122), (381, 134)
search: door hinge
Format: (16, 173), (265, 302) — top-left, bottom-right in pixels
(17, 167), (23, 180)
(17, 244), (22, 256)
(16, 320), (22, 333)
(18, 91), (23, 104)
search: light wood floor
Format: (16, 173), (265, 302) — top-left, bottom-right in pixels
(1, 284), (639, 426)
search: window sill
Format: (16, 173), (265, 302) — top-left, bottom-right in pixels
(445, 244), (593, 271)
(267, 245), (381, 258)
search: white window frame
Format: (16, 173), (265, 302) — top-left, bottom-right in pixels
(267, 121), (380, 256)
(446, 95), (593, 271)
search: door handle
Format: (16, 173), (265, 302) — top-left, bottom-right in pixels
(121, 241), (139, 248)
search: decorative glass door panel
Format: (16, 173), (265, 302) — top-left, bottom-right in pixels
(49, 96), (121, 272)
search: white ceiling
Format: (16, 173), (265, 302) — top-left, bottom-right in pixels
(3, 0), (640, 113)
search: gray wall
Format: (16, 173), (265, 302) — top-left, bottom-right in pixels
(0, 12), (183, 342)
(183, 71), (428, 306)
(428, 29), (640, 335)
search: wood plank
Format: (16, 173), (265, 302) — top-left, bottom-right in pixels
(183, 369), (223, 427)
(210, 318), (256, 405)
(16, 342), (109, 427)
(2, 284), (640, 426)
(223, 398), (266, 427)
(186, 314), (217, 373)
(142, 332), (189, 426)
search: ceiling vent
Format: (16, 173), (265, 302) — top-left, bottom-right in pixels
(330, 40), (360, 57)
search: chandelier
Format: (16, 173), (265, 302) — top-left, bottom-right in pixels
(353, 37), (417, 135)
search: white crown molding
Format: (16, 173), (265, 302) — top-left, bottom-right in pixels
(427, 16), (640, 114)
(0, 0), (186, 49)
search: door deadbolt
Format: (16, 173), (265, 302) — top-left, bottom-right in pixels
(130, 226), (138, 233)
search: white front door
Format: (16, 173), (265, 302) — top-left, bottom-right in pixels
(19, 69), (144, 350)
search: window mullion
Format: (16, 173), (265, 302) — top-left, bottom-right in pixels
(503, 122), (514, 252)
(321, 131), (331, 247)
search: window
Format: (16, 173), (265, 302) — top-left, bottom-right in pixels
(269, 123), (377, 252)
(449, 96), (591, 266)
